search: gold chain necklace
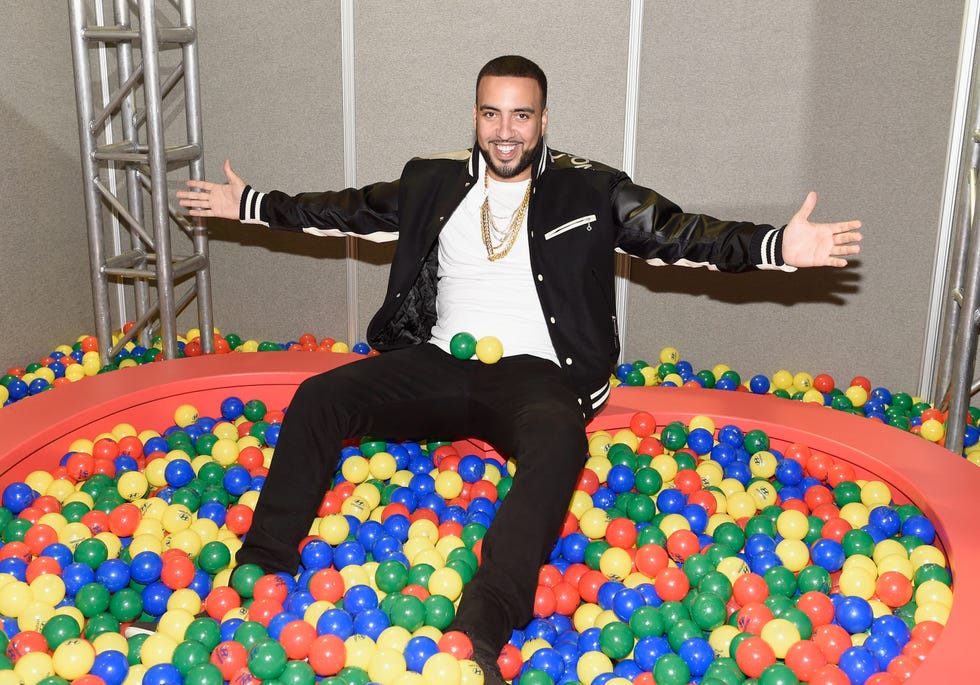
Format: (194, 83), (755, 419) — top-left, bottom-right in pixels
(480, 172), (531, 262)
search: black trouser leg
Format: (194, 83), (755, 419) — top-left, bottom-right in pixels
(449, 356), (588, 652)
(236, 345), (472, 574)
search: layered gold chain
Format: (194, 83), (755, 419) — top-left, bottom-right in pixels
(480, 173), (531, 262)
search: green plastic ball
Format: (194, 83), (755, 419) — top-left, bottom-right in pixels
(449, 332), (477, 360)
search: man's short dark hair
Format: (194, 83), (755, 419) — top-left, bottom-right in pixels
(477, 55), (548, 108)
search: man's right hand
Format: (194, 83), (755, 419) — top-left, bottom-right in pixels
(177, 159), (246, 220)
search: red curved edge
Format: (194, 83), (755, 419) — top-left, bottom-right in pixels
(0, 353), (975, 680)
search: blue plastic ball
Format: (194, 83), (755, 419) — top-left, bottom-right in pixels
(404, 635), (439, 673)
(686, 428), (714, 455)
(837, 646), (879, 685)
(836, 596), (874, 634)
(2, 482), (35, 513)
(221, 396), (245, 420)
(316, 608), (354, 638)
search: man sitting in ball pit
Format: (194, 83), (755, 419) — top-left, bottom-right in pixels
(175, 55), (862, 684)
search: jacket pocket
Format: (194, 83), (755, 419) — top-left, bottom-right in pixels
(544, 214), (597, 241)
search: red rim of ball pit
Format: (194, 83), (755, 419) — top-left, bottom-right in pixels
(0, 351), (975, 680)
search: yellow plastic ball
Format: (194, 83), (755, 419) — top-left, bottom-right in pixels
(716, 556), (750, 583)
(577, 650), (614, 685)
(376, 626), (413, 653)
(427, 567), (464, 601)
(59, 522), (92, 552)
(139, 631), (178, 666)
(772, 369), (794, 390)
(659, 347), (679, 364)
(587, 434), (612, 459)
(158, 607), (196, 642)
(579, 508), (611, 539)
(748, 451), (777, 479)
(871, 539), (908, 566)
(774, 539), (810, 573)
(611, 429), (639, 451)
(116, 471), (149, 501)
(475, 336), (504, 364)
(708, 624), (740, 658)
(173, 404), (199, 428)
(14, 650), (55, 685)
(434, 470), (464, 499)
(910, 544), (947, 569)
(658, 513), (691, 537)
(599, 547), (632, 581)
(649, 454), (678, 483)
(916, 579), (953, 609)
(845, 385), (869, 407)
(775, 509), (809, 540)
(161, 504), (194, 533)
(18, 600), (55, 633)
(802, 388), (826, 404)
(760, 618), (801, 659)
(860, 480), (892, 507)
(368, 647), (407, 685)
(746, 481), (777, 510)
(573, 603), (603, 632)
(331, 341), (350, 353)
(25, 471), (54, 496)
(52, 637), (96, 680)
(341, 455), (371, 484)
(568, 491), (594, 519)
(210, 438), (240, 466)
(839, 502), (870, 529)
(369, 452), (398, 480)
(167, 588), (203, 616)
(725, 491), (758, 520)
(919, 419), (945, 442)
(317, 514), (350, 545)
(421, 651), (461, 685)
(838, 567), (877, 600)
(914, 600), (950, 625)
(792, 372), (813, 392)
(29, 574), (66, 607)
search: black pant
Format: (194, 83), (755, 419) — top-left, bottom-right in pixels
(237, 343), (588, 651)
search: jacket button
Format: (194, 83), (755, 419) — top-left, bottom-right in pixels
(395, 293), (401, 298)
(549, 316), (556, 324)
(537, 274), (544, 281)
(565, 358), (573, 366)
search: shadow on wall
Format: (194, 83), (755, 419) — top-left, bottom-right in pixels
(630, 260), (863, 307)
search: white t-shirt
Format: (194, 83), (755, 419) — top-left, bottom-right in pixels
(428, 164), (559, 365)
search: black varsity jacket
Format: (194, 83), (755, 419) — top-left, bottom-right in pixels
(240, 145), (789, 418)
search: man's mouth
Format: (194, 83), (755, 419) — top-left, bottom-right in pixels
(493, 142), (520, 159)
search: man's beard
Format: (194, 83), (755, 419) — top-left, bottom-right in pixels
(478, 138), (540, 179)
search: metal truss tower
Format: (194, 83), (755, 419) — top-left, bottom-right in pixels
(68, 0), (214, 365)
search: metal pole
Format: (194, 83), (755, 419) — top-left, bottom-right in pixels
(180, 0), (215, 354)
(114, 0), (152, 347)
(69, 0), (115, 367)
(138, 0), (179, 359)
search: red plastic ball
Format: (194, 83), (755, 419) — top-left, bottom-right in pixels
(629, 411), (657, 437)
(577, 569), (608, 604)
(809, 664), (851, 685)
(796, 591), (836, 627)
(247, 598), (284, 627)
(665, 529), (700, 563)
(636, 436), (664, 457)
(532, 585), (556, 618)
(108, 503), (142, 537)
(7, 630), (48, 662)
(0, 542), (30, 564)
(575, 469), (599, 495)
(204, 585), (241, 620)
(308, 568), (345, 603)
(552, 581), (581, 616)
(438, 630), (473, 659)
(278, 619), (317, 660)
(224, 504), (254, 535)
(23, 523), (58, 556)
(732, 573), (769, 606)
(252, 574), (290, 604)
(812, 624), (851, 664)
(813, 374), (835, 393)
(635, 544), (669, 578)
(498, 643), (522, 680)
(605, 518), (638, 549)
(25, 556), (62, 583)
(673, 469), (702, 496)
(784, 639), (828, 680)
(734, 635), (776, 678)
(736, 602), (774, 635)
(211, 641), (249, 680)
(874, 571), (913, 608)
(81, 510), (111, 535)
(160, 554), (196, 590)
(653, 566), (690, 602)
(66, 452), (95, 481)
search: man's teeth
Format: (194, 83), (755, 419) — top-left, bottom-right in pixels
(496, 144), (517, 154)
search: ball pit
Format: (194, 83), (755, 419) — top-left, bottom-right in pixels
(0, 352), (973, 683)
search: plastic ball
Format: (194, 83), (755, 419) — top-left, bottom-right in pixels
(475, 336), (504, 364)
(449, 333), (477, 360)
